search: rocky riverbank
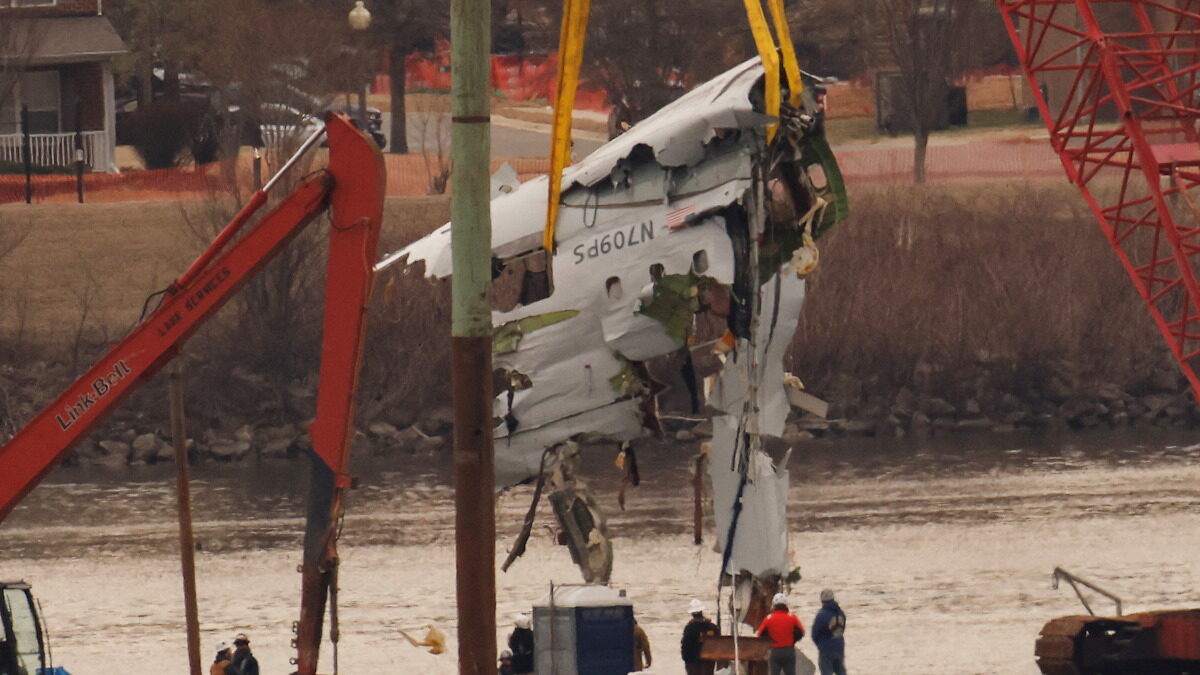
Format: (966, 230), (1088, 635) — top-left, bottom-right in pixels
(11, 357), (1194, 470)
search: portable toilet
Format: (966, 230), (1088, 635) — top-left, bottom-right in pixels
(532, 584), (634, 675)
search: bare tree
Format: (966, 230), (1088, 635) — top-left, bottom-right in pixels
(360, 0), (450, 155)
(105, 0), (200, 105)
(410, 94), (451, 193)
(180, 149), (327, 390)
(863, 0), (979, 182)
(584, 0), (742, 133)
(0, 18), (46, 133)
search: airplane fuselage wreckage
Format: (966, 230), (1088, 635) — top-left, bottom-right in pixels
(378, 57), (847, 608)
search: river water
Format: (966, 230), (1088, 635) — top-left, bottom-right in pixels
(3, 429), (1200, 675)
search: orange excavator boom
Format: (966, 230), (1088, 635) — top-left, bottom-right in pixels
(0, 112), (385, 675)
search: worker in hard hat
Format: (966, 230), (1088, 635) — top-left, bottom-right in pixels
(226, 633), (259, 675)
(811, 589), (847, 675)
(680, 598), (719, 675)
(757, 592), (806, 675)
(210, 642), (232, 675)
(508, 613), (535, 674)
(498, 648), (516, 675)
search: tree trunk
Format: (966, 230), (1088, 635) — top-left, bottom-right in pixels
(913, 128), (929, 183)
(389, 42), (409, 154)
(163, 63), (181, 103)
(138, 61), (154, 107)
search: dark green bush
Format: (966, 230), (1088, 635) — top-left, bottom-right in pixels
(0, 160), (73, 175)
(125, 101), (208, 169)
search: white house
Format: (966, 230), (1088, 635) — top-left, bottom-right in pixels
(0, 0), (127, 172)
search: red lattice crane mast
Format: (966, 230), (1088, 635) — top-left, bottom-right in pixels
(998, 5), (1200, 671)
(997, 0), (1200, 399)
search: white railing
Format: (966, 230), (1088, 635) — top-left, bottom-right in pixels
(0, 131), (112, 172)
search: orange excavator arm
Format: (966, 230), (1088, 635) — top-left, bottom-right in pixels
(0, 113), (382, 521)
(0, 113), (384, 674)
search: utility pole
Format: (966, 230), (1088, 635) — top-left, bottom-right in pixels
(450, 1), (496, 675)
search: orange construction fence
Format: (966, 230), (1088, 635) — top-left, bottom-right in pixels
(379, 44), (611, 111)
(0, 141), (1063, 206)
(0, 153), (553, 205)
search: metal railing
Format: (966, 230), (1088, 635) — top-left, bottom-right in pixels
(0, 131), (109, 171)
(1053, 567), (1123, 616)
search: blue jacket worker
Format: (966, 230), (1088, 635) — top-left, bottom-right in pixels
(811, 589), (847, 675)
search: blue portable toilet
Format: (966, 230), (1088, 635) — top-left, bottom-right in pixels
(532, 584), (634, 675)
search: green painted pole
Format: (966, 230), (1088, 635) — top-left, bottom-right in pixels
(450, 0), (496, 672)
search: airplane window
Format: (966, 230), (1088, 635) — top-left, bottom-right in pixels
(606, 277), (623, 301)
(692, 251), (709, 275)
(649, 263), (664, 282)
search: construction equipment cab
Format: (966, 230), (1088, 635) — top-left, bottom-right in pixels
(0, 582), (54, 675)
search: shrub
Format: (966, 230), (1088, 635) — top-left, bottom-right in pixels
(0, 160), (73, 175)
(125, 101), (209, 170)
(791, 182), (1169, 395)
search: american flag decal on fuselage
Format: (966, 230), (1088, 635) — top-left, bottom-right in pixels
(665, 205), (695, 231)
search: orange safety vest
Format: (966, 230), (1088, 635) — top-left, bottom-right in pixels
(757, 610), (805, 648)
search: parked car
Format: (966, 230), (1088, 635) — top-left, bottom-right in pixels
(323, 102), (386, 150)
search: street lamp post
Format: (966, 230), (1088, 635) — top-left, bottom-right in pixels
(348, 1), (372, 130)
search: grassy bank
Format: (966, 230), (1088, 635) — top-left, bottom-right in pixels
(0, 181), (1190, 461)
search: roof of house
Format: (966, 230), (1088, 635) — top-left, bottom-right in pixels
(3, 16), (127, 65)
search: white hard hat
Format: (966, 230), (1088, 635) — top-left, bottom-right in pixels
(772, 592), (788, 606)
(688, 598), (705, 614)
(215, 642), (230, 653)
(820, 588), (836, 602)
(515, 613), (531, 629)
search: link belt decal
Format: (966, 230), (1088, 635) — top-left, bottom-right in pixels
(55, 360), (132, 431)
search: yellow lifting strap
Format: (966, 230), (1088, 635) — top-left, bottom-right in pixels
(541, 0), (804, 253)
(765, 0), (805, 107)
(742, 0), (781, 142)
(543, 0), (591, 253)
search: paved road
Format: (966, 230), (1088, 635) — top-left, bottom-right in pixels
(381, 111), (605, 158)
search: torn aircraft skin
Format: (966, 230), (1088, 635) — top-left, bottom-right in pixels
(377, 57), (847, 590)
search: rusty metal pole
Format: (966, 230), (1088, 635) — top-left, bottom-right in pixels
(169, 367), (203, 675)
(694, 452), (705, 546)
(295, 460), (339, 675)
(450, 0), (495, 670)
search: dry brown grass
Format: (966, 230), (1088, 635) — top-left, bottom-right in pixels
(0, 201), (201, 339)
(1, 183), (1181, 429)
(357, 197), (454, 425)
(791, 182), (1171, 399)
(0, 195), (451, 430)
(0, 196), (448, 338)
